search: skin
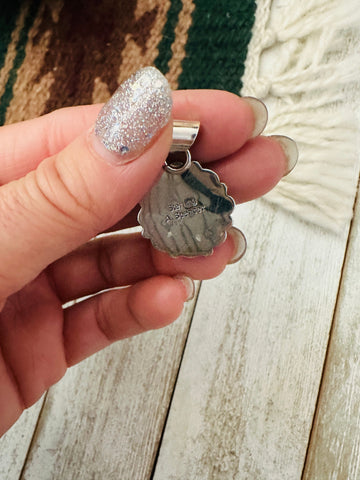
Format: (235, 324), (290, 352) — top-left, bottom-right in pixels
(0, 90), (287, 436)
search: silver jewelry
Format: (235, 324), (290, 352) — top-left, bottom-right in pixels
(138, 120), (235, 257)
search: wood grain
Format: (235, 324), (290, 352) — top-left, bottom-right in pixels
(18, 289), (198, 480)
(302, 94), (360, 479)
(302, 181), (360, 480)
(0, 398), (44, 480)
(153, 202), (350, 480)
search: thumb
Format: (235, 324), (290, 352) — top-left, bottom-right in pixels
(0, 67), (173, 299)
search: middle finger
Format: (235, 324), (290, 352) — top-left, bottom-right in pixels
(105, 134), (290, 233)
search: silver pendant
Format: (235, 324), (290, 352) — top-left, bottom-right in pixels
(138, 121), (235, 257)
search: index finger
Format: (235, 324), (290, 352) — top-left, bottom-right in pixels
(0, 90), (264, 183)
(173, 90), (266, 161)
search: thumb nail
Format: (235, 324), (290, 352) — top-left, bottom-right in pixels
(92, 66), (172, 165)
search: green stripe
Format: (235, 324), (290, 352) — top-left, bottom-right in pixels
(154, 0), (183, 75)
(178, 0), (256, 93)
(0, 0), (41, 125)
(0, 2), (22, 71)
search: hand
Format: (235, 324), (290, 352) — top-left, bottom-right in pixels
(0, 70), (296, 436)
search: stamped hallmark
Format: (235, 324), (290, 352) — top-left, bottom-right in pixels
(162, 198), (206, 226)
(138, 161), (234, 257)
(137, 120), (236, 257)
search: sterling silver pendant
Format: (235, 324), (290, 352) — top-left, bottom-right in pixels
(138, 121), (235, 257)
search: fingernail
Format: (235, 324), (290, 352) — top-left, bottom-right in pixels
(270, 135), (299, 175)
(93, 66), (172, 164)
(227, 227), (247, 264)
(174, 275), (195, 302)
(242, 96), (268, 137)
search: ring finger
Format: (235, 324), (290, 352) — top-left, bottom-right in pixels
(47, 228), (243, 304)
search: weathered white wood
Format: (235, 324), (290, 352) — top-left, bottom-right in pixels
(153, 202), (350, 480)
(19, 290), (198, 480)
(0, 397), (44, 480)
(302, 96), (360, 479)
(302, 175), (360, 480)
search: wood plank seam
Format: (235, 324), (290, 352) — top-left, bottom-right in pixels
(16, 282), (201, 479)
(150, 281), (203, 479)
(18, 391), (48, 480)
(301, 176), (360, 479)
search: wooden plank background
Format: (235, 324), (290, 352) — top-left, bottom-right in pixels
(303, 168), (360, 480)
(0, 193), (357, 480)
(152, 203), (350, 480)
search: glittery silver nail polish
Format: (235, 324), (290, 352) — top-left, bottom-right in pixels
(94, 66), (172, 162)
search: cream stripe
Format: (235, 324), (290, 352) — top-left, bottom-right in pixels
(0, 3), (29, 101)
(166, 0), (195, 90)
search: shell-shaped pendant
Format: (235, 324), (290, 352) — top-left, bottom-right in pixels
(138, 120), (235, 257)
(138, 159), (234, 257)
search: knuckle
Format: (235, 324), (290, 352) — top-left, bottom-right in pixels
(0, 181), (27, 228)
(94, 294), (118, 342)
(33, 157), (100, 230)
(94, 291), (147, 344)
(96, 239), (115, 288)
(179, 90), (198, 117)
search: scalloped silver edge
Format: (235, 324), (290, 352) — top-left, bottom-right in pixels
(138, 161), (235, 257)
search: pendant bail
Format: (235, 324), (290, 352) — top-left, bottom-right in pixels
(170, 120), (200, 152)
(165, 120), (200, 174)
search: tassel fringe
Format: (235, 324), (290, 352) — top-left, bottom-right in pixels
(241, 0), (360, 231)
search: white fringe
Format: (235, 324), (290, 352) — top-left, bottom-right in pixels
(241, 0), (360, 231)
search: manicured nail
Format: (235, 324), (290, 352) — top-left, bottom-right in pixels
(242, 96), (268, 137)
(227, 227), (247, 264)
(174, 275), (195, 302)
(270, 135), (299, 175)
(93, 66), (172, 164)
